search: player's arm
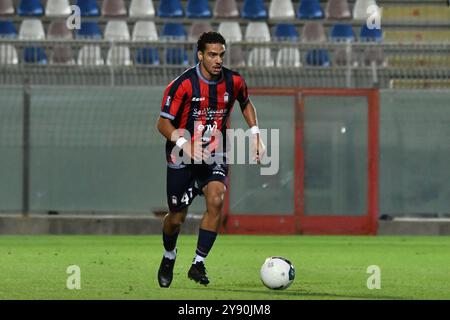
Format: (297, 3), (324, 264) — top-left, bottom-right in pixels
(157, 83), (203, 162)
(241, 100), (266, 163)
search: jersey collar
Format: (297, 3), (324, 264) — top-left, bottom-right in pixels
(196, 63), (224, 85)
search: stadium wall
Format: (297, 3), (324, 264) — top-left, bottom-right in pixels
(0, 87), (449, 233)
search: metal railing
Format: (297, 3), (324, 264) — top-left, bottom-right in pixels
(1, 39), (450, 88)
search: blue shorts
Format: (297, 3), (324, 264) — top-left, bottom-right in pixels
(166, 163), (228, 212)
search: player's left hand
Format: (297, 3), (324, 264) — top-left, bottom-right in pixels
(252, 133), (266, 164)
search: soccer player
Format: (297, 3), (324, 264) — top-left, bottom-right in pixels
(156, 32), (265, 287)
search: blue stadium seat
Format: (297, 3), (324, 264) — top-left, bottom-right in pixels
(158, 0), (184, 18)
(242, 0), (268, 19)
(187, 0), (212, 18)
(161, 23), (187, 39)
(274, 24), (299, 41)
(166, 48), (189, 65)
(162, 23), (188, 65)
(76, 0), (100, 16)
(306, 49), (330, 66)
(330, 24), (355, 42)
(75, 22), (102, 39)
(136, 48), (160, 65)
(360, 24), (382, 42)
(23, 47), (47, 64)
(0, 20), (17, 38)
(18, 0), (44, 16)
(297, 0), (324, 19)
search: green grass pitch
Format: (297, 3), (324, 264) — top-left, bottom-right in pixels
(0, 235), (449, 300)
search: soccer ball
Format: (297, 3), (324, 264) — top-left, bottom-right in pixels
(260, 256), (295, 290)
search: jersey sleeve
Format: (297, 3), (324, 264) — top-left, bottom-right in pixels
(236, 75), (250, 111)
(160, 80), (187, 121)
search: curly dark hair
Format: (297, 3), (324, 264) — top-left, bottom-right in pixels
(197, 31), (226, 53)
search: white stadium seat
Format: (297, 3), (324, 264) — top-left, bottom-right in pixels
(45, 0), (71, 17)
(132, 21), (158, 41)
(130, 0), (155, 17)
(269, 0), (295, 19)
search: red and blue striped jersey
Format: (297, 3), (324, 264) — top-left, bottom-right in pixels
(160, 64), (250, 163)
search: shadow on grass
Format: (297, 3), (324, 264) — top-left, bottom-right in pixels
(188, 287), (400, 300)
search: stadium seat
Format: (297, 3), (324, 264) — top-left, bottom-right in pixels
(76, 22), (102, 39)
(48, 21), (73, 39)
(158, 0), (184, 18)
(305, 49), (330, 66)
(165, 48), (189, 65)
(102, 0), (127, 17)
(132, 21), (159, 65)
(18, 0), (44, 16)
(218, 22), (242, 42)
(76, 0), (100, 16)
(187, 0), (212, 18)
(45, 0), (71, 17)
(333, 46), (358, 67)
(297, 0), (324, 19)
(360, 24), (382, 42)
(104, 21), (131, 66)
(161, 23), (187, 40)
(330, 24), (355, 42)
(162, 23), (188, 65)
(325, 0), (351, 19)
(269, 0), (295, 19)
(245, 22), (271, 42)
(0, 45), (18, 64)
(276, 48), (301, 67)
(302, 22), (327, 42)
(248, 48), (274, 67)
(48, 21), (74, 65)
(363, 47), (386, 67)
(274, 24), (299, 41)
(226, 46), (245, 66)
(136, 48), (160, 65)
(188, 22), (213, 42)
(246, 22), (273, 67)
(353, 0), (378, 21)
(213, 0), (239, 18)
(132, 21), (158, 41)
(0, 0), (14, 15)
(0, 20), (17, 38)
(23, 47), (47, 64)
(242, 0), (268, 19)
(19, 19), (47, 64)
(330, 24), (357, 67)
(104, 21), (130, 41)
(129, 0), (155, 17)
(107, 47), (132, 66)
(77, 45), (104, 65)
(19, 19), (45, 40)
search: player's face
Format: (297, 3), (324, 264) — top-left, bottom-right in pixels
(198, 43), (226, 79)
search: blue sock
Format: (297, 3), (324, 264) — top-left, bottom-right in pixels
(195, 228), (217, 259)
(163, 231), (179, 252)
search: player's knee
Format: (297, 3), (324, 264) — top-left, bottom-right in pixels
(207, 193), (224, 211)
(168, 212), (186, 227)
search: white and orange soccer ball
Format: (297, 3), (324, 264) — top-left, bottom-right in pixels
(260, 256), (295, 290)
